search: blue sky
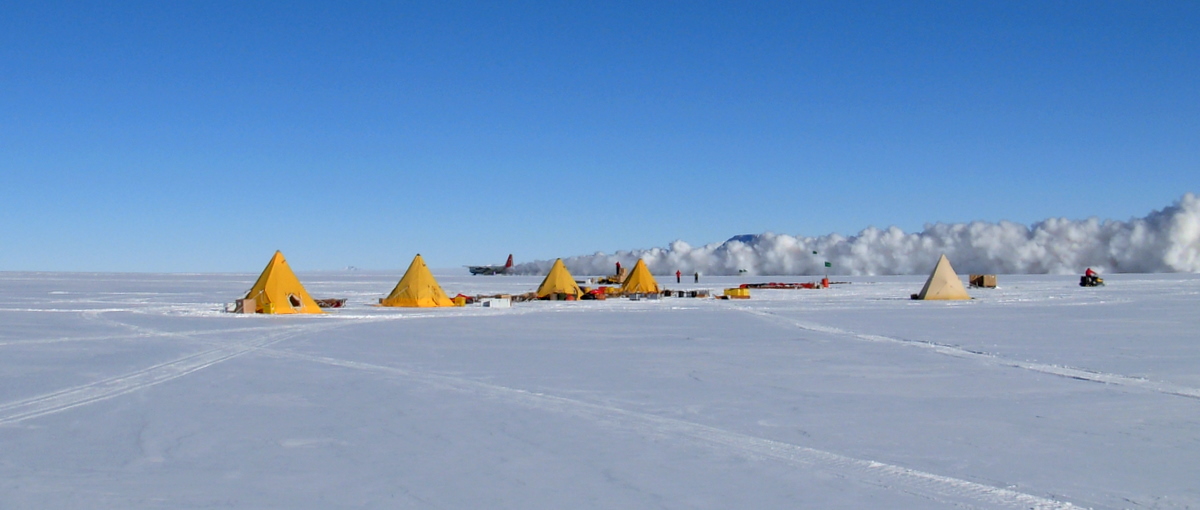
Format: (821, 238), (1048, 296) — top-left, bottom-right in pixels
(2, 1), (1197, 272)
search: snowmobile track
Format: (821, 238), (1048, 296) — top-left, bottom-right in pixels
(0, 322), (336, 426)
(265, 349), (1083, 510)
(733, 306), (1200, 400)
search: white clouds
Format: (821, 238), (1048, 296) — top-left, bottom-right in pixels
(514, 193), (1200, 275)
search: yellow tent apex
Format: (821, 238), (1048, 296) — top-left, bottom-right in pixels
(620, 259), (660, 294)
(914, 254), (971, 300)
(380, 254), (455, 307)
(536, 258), (584, 299)
(244, 251), (324, 314)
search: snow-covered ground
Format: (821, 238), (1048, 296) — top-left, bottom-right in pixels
(1, 271), (1197, 509)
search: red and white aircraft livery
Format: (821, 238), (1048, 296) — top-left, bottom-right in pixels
(468, 254), (514, 275)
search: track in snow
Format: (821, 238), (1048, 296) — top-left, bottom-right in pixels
(265, 348), (1083, 510)
(0, 308), (486, 425)
(0, 321), (335, 426)
(733, 306), (1200, 400)
(0, 323), (308, 348)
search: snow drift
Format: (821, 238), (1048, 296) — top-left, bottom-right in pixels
(514, 193), (1200, 276)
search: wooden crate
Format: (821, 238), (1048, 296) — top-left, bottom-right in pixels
(969, 274), (997, 288)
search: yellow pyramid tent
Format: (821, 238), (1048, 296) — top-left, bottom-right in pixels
(536, 259), (584, 299)
(381, 254), (455, 307)
(914, 254), (971, 300)
(244, 251), (324, 314)
(620, 259), (660, 294)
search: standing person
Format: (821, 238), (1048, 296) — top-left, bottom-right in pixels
(676, 270), (681, 283)
(694, 272), (699, 283)
(615, 261), (621, 275)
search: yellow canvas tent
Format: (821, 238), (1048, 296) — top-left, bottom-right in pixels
(244, 251), (324, 314)
(536, 259), (584, 299)
(620, 259), (660, 294)
(381, 254), (455, 307)
(914, 254), (971, 300)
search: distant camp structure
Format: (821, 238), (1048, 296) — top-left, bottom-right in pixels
(722, 287), (750, 299)
(235, 251), (324, 314)
(381, 254), (456, 307)
(597, 265), (628, 285)
(536, 259), (584, 300)
(911, 254), (971, 300)
(620, 259), (660, 295)
(969, 274), (997, 288)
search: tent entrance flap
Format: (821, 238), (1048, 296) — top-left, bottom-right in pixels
(244, 251), (324, 314)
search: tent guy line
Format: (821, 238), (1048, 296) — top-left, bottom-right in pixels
(261, 348), (1083, 510)
(731, 306), (1200, 400)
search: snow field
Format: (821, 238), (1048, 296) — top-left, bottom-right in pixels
(1, 272), (1197, 509)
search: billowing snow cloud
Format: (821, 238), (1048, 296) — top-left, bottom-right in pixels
(513, 193), (1200, 276)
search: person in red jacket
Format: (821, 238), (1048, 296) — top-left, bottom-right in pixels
(676, 270), (681, 283)
(1085, 268), (1097, 277)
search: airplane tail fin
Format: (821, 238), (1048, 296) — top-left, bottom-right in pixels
(505, 254), (514, 268)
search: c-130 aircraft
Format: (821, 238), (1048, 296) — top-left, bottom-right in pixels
(467, 254), (513, 275)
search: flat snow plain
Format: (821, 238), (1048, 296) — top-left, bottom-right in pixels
(1, 271), (1197, 509)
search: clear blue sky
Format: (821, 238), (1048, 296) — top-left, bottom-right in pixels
(2, 1), (1197, 272)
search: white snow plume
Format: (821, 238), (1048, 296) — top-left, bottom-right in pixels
(513, 194), (1200, 276)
